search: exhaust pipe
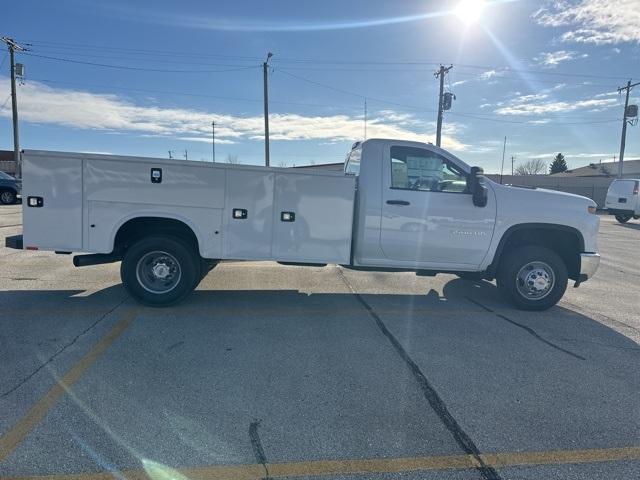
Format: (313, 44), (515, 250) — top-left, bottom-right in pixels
(73, 253), (118, 267)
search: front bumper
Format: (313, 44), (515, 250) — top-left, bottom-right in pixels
(575, 252), (600, 286)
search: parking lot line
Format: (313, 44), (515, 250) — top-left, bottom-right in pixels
(0, 307), (138, 464)
(2, 446), (639, 479)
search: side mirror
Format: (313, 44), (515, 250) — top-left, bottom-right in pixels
(469, 166), (488, 207)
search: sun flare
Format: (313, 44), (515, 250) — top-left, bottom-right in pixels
(454, 0), (486, 25)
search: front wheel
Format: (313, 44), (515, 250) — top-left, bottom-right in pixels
(615, 214), (632, 223)
(497, 246), (568, 311)
(121, 236), (199, 307)
(0, 190), (16, 205)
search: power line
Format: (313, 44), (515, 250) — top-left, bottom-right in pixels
(19, 39), (263, 61)
(18, 39), (638, 80)
(20, 52), (260, 74)
(275, 68), (621, 123)
(27, 77), (361, 109)
(0, 94), (11, 111)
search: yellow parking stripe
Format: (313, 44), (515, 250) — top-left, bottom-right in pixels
(0, 308), (138, 464)
(2, 447), (639, 479)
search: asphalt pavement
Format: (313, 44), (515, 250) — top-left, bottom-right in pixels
(0, 204), (638, 480)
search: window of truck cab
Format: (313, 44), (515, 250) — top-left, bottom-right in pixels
(389, 146), (468, 193)
(345, 145), (362, 176)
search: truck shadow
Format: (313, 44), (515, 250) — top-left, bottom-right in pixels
(0, 279), (637, 360)
(617, 222), (640, 231)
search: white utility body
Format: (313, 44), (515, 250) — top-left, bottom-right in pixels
(7, 139), (600, 310)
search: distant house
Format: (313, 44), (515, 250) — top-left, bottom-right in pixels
(551, 159), (640, 178)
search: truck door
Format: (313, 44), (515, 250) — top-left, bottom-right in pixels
(380, 145), (496, 269)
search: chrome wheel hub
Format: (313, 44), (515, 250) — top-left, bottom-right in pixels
(516, 261), (555, 300)
(136, 251), (182, 294)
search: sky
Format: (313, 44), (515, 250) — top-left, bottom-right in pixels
(1, 0), (639, 172)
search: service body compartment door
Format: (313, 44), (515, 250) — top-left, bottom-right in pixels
(223, 169), (275, 260)
(22, 153), (83, 251)
(273, 172), (355, 264)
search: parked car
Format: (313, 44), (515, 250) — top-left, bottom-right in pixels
(6, 140), (600, 310)
(0, 171), (21, 205)
(605, 178), (640, 223)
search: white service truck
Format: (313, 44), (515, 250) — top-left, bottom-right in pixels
(6, 139), (600, 310)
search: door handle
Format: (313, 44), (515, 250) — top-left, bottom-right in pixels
(386, 200), (410, 206)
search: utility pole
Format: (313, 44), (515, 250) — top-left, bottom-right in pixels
(499, 136), (507, 184)
(184, 149), (188, 160)
(168, 150), (173, 159)
(511, 155), (515, 176)
(2, 37), (27, 178)
(434, 64), (453, 147)
(364, 98), (367, 140)
(263, 52), (273, 167)
(617, 80), (640, 178)
(211, 121), (216, 162)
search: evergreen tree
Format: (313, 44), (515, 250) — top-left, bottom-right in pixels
(549, 153), (568, 174)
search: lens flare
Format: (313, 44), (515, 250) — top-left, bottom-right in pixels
(454, 0), (486, 25)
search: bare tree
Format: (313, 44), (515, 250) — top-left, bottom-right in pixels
(514, 158), (546, 175)
(277, 160), (289, 167)
(226, 154), (239, 164)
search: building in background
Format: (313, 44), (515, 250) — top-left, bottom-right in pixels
(0, 150), (16, 175)
(552, 159), (640, 178)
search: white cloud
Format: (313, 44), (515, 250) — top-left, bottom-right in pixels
(480, 70), (504, 80)
(1, 78), (468, 151)
(533, 1), (640, 45)
(451, 80), (469, 87)
(534, 50), (588, 67)
(495, 92), (619, 115)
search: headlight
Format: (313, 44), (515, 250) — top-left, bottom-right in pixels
(588, 205), (597, 214)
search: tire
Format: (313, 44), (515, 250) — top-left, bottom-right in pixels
(496, 245), (568, 311)
(120, 235), (199, 307)
(615, 214), (632, 223)
(0, 190), (16, 205)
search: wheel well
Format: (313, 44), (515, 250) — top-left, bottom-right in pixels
(489, 225), (583, 280)
(113, 217), (199, 256)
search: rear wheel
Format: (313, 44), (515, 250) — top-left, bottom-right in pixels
(121, 235), (199, 306)
(497, 245), (568, 311)
(615, 214), (632, 223)
(0, 190), (16, 205)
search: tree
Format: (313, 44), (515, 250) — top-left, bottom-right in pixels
(549, 153), (568, 174)
(514, 158), (547, 175)
(226, 154), (239, 164)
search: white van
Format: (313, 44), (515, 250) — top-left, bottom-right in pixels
(605, 179), (640, 223)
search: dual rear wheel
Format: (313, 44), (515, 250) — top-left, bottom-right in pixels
(120, 236), (214, 307)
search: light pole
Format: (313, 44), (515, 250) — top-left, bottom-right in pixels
(263, 52), (273, 167)
(211, 121), (216, 162)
